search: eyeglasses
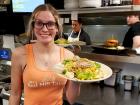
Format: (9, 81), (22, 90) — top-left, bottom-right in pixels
(33, 20), (56, 30)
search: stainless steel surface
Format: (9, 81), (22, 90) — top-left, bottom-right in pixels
(64, 25), (128, 44)
(75, 45), (140, 65)
(78, 52), (140, 64)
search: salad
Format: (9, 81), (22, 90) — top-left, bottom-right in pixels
(55, 38), (69, 44)
(62, 57), (104, 80)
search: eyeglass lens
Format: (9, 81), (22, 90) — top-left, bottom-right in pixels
(34, 20), (56, 29)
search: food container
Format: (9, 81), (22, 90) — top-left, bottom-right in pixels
(79, 0), (102, 8)
(64, 0), (79, 9)
(122, 75), (135, 91)
(104, 68), (121, 87)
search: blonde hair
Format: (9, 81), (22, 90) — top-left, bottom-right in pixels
(26, 4), (62, 40)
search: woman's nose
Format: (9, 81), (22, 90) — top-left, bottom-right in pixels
(42, 25), (49, 31)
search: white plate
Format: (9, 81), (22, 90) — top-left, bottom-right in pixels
(70, 41), (86, 46)
(54, 61), (113, 83)
(56, 44), (72, 47)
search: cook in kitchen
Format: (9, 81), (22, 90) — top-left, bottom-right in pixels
(68, 18), (91, 45)
(122, 13), (140, 49)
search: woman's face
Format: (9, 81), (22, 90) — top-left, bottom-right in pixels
(33, 11), (58, 44)
(72, 20), (81, 32)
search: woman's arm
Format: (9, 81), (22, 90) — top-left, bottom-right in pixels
(65, 81), (81, 105)
(63, 48), (81, 104)
(133, 35), (140, 48)
(9, 48), (24, 105)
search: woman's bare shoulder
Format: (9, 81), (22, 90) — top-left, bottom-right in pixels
(12, 46), (27, 58)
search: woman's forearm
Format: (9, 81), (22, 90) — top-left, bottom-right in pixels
(9, 94), (21, 105)
(66, 81), (81, 104)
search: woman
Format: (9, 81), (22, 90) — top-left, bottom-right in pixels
(9, 4), (80, 105)
(68, 18), (91, 45)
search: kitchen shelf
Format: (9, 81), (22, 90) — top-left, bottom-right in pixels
(0, 3), (10, 6)
(57, 5), (140, 17)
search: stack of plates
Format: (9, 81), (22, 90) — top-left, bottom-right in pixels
(64, 0), (79, 9)
(79, 0), (102, 8)
(70, 41), (86, 45)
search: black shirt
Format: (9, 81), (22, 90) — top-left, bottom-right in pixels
(70, 28), (91, 45)
(123, 22), (140, 48)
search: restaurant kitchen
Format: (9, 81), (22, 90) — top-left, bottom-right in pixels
(0, 0), (140, 105)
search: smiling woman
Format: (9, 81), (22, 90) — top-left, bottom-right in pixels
(9, 4), (81, 105)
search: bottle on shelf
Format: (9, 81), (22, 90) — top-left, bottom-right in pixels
(110, 0), (122, 6)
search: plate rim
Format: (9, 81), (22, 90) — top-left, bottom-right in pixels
(56, 43), (72, 47)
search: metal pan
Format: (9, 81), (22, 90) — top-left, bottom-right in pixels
(91, 44), (127, 55)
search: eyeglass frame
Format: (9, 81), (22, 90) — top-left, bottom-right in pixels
(32, 19), (57, 30)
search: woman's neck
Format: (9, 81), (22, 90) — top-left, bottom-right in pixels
(33, 42), (57, 54)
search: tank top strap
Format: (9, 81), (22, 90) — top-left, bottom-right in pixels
(25, 44), (34, 65)
(60, 47), (65, 62)
(25, 44), (65, 63)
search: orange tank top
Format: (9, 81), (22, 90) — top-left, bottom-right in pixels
(23, 44), (67, 105)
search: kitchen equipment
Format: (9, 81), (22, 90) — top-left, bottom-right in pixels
(104, 68), (121, 87)
(122, 75), (135, 91)
(92, 44), (127, 55)
(3, 35), (15, 51)
(64, 0), (79, 9)
(79, 0), (102, 8)
(0, 48), (11, 84)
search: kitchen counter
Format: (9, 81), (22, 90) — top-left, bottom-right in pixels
(76, 45), (140, 65)
(78, 52), (140, 65)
